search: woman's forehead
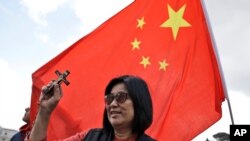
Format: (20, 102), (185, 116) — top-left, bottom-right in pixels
(111, 83), (127, 92)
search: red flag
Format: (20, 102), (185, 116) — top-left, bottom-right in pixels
(30, 0), (225, 140)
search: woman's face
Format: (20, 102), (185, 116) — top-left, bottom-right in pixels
(105, 83), (134, 130)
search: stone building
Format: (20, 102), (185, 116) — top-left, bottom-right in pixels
(0, 126), (18, 141)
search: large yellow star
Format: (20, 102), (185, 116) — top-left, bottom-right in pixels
(137, 17), (146, 29)
(159, 59), (169, 71)
(140, 56), (151, 68)
(131, 38), (141, 50)
(160, 4), (191, 40)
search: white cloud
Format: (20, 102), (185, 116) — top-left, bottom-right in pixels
(20, 0), (68, 26)
(204, 0), (250, 94)
(0, 3), (13, 16)
(0, 59), (31, 130)
(36, 32), (49, 43)
(56, 35), (81, 52)
(229, 91), (250, 124)
(72, 0), (133, 35)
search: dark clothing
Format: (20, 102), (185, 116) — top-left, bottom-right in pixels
(10, 124), (31, 141)
(83, 128), (155, 141)
(10, 132), (23, 141)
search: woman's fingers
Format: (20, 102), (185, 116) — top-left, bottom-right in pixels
(53, 84), (63, 101)
(39, 81), (61, 106)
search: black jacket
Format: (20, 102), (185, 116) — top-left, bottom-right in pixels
(83, 128), (155, 141)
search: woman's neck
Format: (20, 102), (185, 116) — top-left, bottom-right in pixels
(114, 128), (133, 140)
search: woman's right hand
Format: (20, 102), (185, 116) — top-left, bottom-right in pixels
(39, 81), (63, 116)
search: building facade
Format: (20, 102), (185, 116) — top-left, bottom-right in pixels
(0, 126), (18, 141)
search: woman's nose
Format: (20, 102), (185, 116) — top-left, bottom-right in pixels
(109, 98), (118, 106)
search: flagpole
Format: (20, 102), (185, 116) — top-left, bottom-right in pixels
(201, 0), (235, 125)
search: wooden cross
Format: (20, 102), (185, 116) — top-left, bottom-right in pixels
(44, 70), (70, 95)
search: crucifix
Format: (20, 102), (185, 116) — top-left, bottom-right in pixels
(43, 70), (70, 95)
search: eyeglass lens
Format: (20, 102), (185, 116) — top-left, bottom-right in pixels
(105, 92), (128, 105)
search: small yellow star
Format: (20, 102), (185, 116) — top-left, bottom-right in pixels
(160, 4), (191, 40)
(131, 38), (141, 50)
(159, 59), (169, 71)
(140, 56), (151, 68)
(137, 17), (146, 29)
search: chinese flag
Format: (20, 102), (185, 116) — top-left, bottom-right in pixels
(30, 0), (225, 140)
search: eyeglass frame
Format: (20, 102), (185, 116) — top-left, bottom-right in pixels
(104, 92), (129, 105)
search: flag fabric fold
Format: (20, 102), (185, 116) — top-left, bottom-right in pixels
(30, 0), (225, 140)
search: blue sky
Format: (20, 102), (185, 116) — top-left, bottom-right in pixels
(1, 0), (250, 140)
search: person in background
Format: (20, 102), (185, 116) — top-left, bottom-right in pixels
(29, 75), (155, 141)
(11, 107), (31, 141)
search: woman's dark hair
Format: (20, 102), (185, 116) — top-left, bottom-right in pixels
(103, 75), (153, 136)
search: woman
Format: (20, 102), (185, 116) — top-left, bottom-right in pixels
(29, 75), (155, 141)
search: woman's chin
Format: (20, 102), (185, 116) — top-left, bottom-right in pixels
(110, 119), (123, 127)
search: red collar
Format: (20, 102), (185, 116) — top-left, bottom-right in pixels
(19, 123), (31, 133)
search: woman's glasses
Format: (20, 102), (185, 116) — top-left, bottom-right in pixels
(105, 92), (128, 105)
